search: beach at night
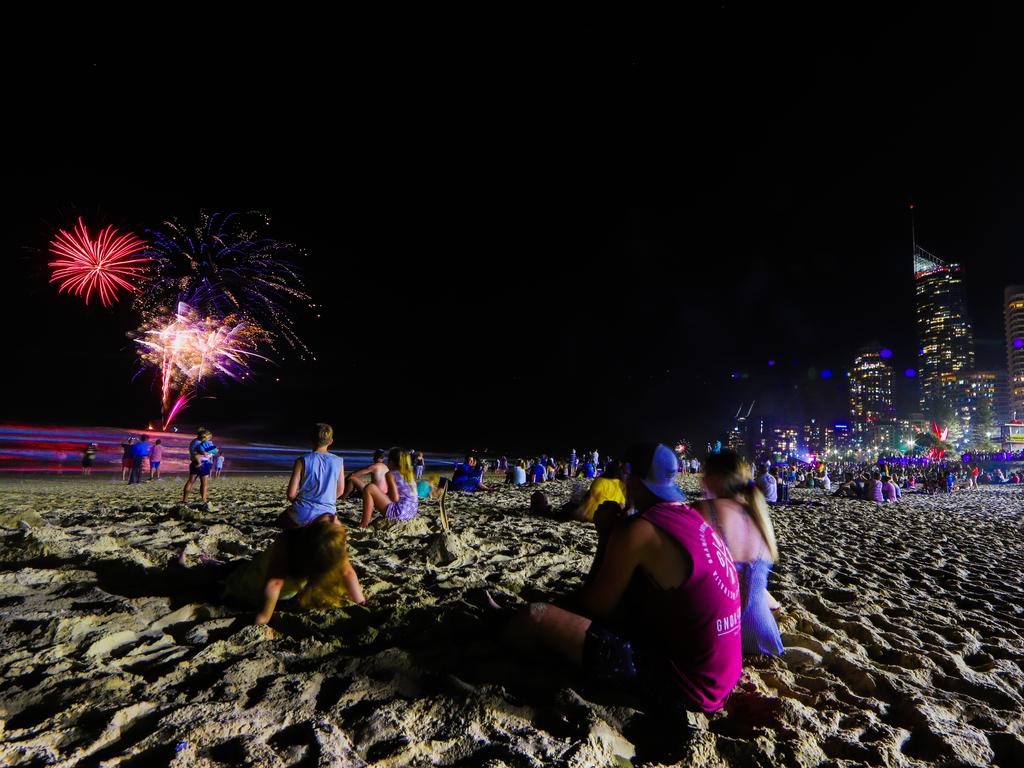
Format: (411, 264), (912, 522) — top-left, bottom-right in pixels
(2, 474), (1022, 766)
(6, 6), (1024, 766)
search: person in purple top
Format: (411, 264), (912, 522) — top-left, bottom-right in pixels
(867, 471), (884, 502)
(505, 443), (742, 718)
(359, 447), (419, 527)
(881, 474), (900, 502)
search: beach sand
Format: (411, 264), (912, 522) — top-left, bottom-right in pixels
(1, 474), (1023, 767)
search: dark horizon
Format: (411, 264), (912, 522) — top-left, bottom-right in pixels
(3, 4), (1022, 455)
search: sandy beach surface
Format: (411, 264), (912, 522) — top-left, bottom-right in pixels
(1, 474), (1023, 767)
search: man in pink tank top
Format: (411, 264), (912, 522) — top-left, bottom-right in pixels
(505, 443), (743, 716)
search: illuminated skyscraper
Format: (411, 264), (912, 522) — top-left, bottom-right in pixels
(913, 245), (975, 410)
(802, 419), (826, 457)
(966, 370), (1009, 428)
(1006, 285), (1024, 420)
(849, 347), (896, 448)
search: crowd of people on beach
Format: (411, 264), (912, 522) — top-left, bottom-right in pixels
(163, 426), (783, 722)
(80, 421), (1022, 725)
(82, 434), (226, 485)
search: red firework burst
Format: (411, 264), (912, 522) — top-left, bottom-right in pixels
(48, 217), (149, 306)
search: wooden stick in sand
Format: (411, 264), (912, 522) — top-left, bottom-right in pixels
(438, 483), (451, 532)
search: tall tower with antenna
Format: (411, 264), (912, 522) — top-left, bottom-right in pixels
(910, 206), (975, 428)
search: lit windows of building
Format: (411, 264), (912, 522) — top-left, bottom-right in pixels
(802, 419), (826, 457)
(769, 426), (799, 458)
(913, 245), (975, 411)
(1005, 285), (1024, 420)
(849, 346), (896, 448)
(966, 370), (1009, 429)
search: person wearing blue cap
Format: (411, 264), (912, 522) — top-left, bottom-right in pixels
(504, 442), (742, 717)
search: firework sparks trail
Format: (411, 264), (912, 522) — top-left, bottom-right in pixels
(136, 302), (268, 428)
(48, 218), (149, 306)
(162, 393), (194, 430)
(136, 212), (312, 353)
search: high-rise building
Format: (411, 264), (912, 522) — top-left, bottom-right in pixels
(913, 245), (975, 411)
(849, 347), (896, 448)
(823, 425), (836, 455)
(966, 370), (1010, 429)
(725, 425), (746, 456)
(832, 423), (853, 452)
(802, 419), (826, 457)
(770, 426), (799, 457)
(1006, 285), (1024, 420)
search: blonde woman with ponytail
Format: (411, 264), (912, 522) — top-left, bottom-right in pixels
(358, 447), (419, 527)
(694, 449), (784, 656)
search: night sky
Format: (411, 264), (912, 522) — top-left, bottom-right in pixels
(3, 5), (1022, 454)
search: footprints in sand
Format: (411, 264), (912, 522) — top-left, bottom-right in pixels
(3, 477), (1024, 766)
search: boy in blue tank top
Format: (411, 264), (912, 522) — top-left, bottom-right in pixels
(277, 423), (346, 529)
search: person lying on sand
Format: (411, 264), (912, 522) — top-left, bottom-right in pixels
(344, 449), (389, 499)
(175, 513), (366, 625)
(356, 447), (419, 527)
(503, 443), (742, 718)
(690, 450), (784, 656)
(248, 515), (365, 624)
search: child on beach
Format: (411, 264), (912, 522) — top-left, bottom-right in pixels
(277, 423), (345, 529)
(355, 447), (419, 527)
(81, 443), (96, 476)
(344, 449), (389, 498)
(216, 514), (366, 624)
(417, 473), (438, 499)
(414, 451), (425, 480)
(149, 439), (163, 480)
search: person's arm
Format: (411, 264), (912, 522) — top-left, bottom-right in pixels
(575, 484), (602, 521)
(256, 577), (285, 625)
(350, 465), (373, 480)
(386, 471), (400, 503)
(286, 458), (304, 502)
(255, 537), (289, 625)
(342, 561), (366, 605)
(336, 463), (346, 500)
(581, 521), (647, 619)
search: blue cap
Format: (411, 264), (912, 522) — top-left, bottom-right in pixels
(640, 444), (687, 502)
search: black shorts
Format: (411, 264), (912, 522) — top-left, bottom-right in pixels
(582, 623), (696, 717)
(189, 461), (212, 478)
